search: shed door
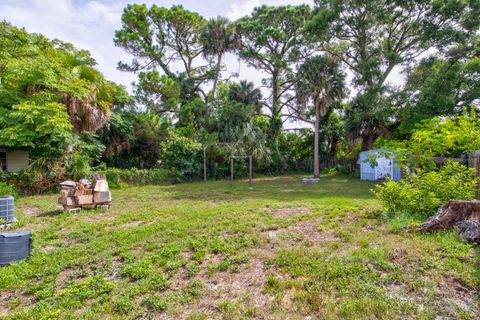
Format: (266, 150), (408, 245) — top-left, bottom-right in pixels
(376, 156), (392, 180)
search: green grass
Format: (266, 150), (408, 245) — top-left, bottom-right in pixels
(0, 174), (478, 319)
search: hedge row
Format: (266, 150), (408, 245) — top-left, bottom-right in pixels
(0, 168), (178, 196)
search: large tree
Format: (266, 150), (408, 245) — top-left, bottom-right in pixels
(114, 4), (213, 110)
(296, 55), (346, 178)
(397, 34), (480, 133)
(308, 0), (480, 150)
(235, 5), (312, 137)
(199, 16), (239, 99)
(0, 22), (125, 158)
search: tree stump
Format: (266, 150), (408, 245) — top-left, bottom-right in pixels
(419, 200), (480, 242)
(457, 220), (480, 242)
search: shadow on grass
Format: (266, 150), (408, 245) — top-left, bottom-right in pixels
(38, 209), (64, 217)
(164, 174), (378, 203)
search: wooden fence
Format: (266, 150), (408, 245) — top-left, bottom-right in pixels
(297, 153), (480, 195)
(295, 157), (358, 173)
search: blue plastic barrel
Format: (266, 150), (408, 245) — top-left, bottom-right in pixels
(0, 196), (14, 224)
(0, 231), (31, 265)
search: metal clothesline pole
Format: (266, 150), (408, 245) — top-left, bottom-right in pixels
(249, 155), (252, 188)
(203, 142), (253, 187)
(203, 146), (207, 183)
(203, 142), (236, 183)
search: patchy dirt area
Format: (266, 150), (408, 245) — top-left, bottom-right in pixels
(388, 248), (408, 265)
(172, 252), (274, 319)
(439, 275), (479, 317)
(0, 289), (34, 317)
(106, 256), (123, 282)
(80, 215), (114, 225)
(266, 207), (312, 218)
(151, 217), (342, 318)
(264, 217), (338, 248)
(21, 205), (40, 216)
(56, 267), (77, 292)
(106, 220), (142, 231)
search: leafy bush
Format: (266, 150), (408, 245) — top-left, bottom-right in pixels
(0, 169), (60, 195)
(64, 152), (92, 181)
(160, 134), (203, 180)
(376, 110), (480, 168)
(97, 167), (177, 188)
(374, 161), (478, 217)
(0, 181), (19, 198)
(1, 166), (176, 195)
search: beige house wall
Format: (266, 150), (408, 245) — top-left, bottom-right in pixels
(6, 150), (29, 172)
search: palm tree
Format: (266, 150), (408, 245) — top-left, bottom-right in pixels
(296, 55), (346, 179)
(199, 16), (239, 99)
(228, 80), (262, 113)
(59, 50), (116, 134)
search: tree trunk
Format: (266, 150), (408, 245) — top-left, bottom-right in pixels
(313, 103), (320, 179)
(419, 200), (480, 242)
(211, 53), (222, 99)
(361, 133), (376, 151)
(270, 70), (281, 138)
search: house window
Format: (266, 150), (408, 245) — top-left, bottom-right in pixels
(0, 150), (6, 171)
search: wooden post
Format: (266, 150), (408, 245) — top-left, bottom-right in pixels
(230, 156), (234, 187)
(249, 155), (252, 188)
(203, 146), (207, 183)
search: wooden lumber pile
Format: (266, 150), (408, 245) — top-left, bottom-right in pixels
(58, 174), (112, 210)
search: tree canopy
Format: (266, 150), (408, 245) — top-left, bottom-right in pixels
(0, 22), (128, 158)
(236, 5), (312, 137)
(307, 0), (480, 150)
(1, 0), (479, 183)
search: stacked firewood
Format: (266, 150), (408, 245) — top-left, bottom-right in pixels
(58, 174), (112, 210)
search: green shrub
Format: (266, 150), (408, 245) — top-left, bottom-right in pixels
(374, 161), (478, 217)
(0, 169), (61, 195)
(97, 167), (177, 188)
(143, 294), (168, 311)
(0, 181), (19, 198)
(64, 152), (92, 181)
(1, 166), (177, 195)
(160, 133), (203, 181)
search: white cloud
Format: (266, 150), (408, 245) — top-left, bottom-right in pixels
(0, 0), (135, 89)
(226, 0), (261, 20)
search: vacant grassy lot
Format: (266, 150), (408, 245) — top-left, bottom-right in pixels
(0, 174), (478, 319)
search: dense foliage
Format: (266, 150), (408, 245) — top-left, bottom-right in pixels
(0, 182), (18, 199)
(0, 0), (479, 194)
(374, 161), (478, 217)
(0, 21), (130, 190)
(376, 110), (480, 168)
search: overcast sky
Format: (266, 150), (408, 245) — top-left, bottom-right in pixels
(0, 0), (316, 90)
